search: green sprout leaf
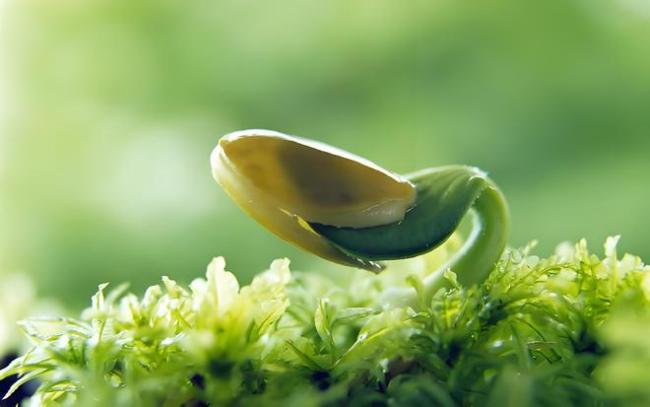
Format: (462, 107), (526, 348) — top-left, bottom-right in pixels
(311, 165), (488, 260)
(313, 164), (509, 302)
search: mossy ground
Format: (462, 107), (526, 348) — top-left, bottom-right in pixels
(2, 237), (650, 406)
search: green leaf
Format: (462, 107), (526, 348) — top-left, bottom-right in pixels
(314, 299), (336, 352)
(311, 165), (488, 260)
(3, 368), (48, 400)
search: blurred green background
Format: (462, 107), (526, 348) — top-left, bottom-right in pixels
(1, 0), (649, 308)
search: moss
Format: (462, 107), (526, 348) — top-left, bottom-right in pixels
(2, 237), (650, 406)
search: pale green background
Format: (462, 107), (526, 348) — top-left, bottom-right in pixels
(1, 0), (649, 307)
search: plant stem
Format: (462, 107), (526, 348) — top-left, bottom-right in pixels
(382, 181), (509, 308)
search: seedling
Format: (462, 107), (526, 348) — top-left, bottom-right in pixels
(212, 129), (509, 301)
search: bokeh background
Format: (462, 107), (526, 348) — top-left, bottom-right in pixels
(1, 0), (649, 308)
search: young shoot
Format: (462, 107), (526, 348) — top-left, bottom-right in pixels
(211, 130), (510, 302)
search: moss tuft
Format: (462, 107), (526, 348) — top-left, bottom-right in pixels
(2, 237), (650, 406)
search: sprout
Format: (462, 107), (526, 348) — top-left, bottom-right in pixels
(212, 130), (509, 299)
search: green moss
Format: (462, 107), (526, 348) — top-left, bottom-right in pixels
(2, 237), (650, 406)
